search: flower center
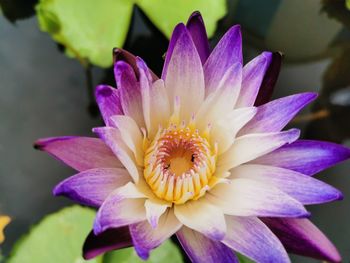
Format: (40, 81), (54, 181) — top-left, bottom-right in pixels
(144, 124), (217, 204)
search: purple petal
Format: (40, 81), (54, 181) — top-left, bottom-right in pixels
(83, 227), (132, 260)
(34, 136), (122, 171)
(240, 92), (317, 134)
(252, 140), (350, 176)
(113, 48), (158, 81)
(262, 218), (341, 263)
(163, 24), (205, 120)
(162, 23), (185, 80)
(254, 52), (283, 106)
(53, 168), (131, 207)
(114, 61), (145, 127)
(223, 216), (290, 263)
(93, 182), (146, 235)
(186, 11), (210, 64)
(129, 209), (182, 260)
(204, 25), (242, 95)
(231, 164), (343, 205)
(176, 226), (238, 263)
(207, 178), (309, 218)
(95, 85), (123, 126)
(235, 52), (273, 108)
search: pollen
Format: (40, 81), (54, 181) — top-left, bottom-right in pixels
(144, 122), (217, 204)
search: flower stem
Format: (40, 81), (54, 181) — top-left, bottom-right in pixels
(84, 64), (98, 117)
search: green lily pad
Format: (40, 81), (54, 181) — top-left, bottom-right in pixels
(104, 239), (183, 263)
(136, 0), (226, 39)
(36, 0), (133, 67)
(8, 206), (102, 263)
(35, 0), (226, 67)
(237, 253), (255, 263)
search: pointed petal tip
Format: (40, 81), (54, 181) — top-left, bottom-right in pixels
(33, 137), (72, 151)
(187, 11), (205, 28)
(335, 190), (344, 201)
(298, 211), (311, 219)
(33, 141), (43, 150)
(114, 60), (132, 72)
(95, 85), (114, 98)
(287, 128), (301, 143)
(135, 247), (150, 260)
(52, 183), (63, 197)
(188, 11), (203, 20)
(93, 218), (103, 236)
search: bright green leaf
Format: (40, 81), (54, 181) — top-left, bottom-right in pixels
(36, 0), (133, 67)
(346, 0), (350, 10)
(136, 0), (227, 38)
(35, 0), (226, 68)
(237, 253), (255, 263)
(104, 239), (183, 263)
(8, 206), (102, 263)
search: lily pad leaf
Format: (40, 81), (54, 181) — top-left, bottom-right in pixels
(237, 253), (255, 263)
(35, 0), (226, 68)
(136, 0), (227, 38)
(8, 206), (102, 263)
(103, 239), (183, 263)
(36, 0), (133, 68)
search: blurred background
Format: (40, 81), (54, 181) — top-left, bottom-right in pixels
(1, 0), (350, 262)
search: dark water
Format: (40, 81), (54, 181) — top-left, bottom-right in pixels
(1, 6), (350, 263)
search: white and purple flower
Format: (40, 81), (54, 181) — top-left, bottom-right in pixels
(35, 12), (350, 263)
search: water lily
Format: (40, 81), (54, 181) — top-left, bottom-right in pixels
(35, 12), (350, 263)
(0, 215), (10, 244)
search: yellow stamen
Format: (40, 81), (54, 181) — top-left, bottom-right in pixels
(144, 121), (217, 204)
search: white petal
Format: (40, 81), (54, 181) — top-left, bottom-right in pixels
(174, 199), (226, 240)
(211, 107), (257, 154)
(164, 25), (205, 121)
(110, 115), (144, 166)
(93, 127), (141, 183)
(94, 182), (147, 234)
(144, 199), (171, 228)
(217, 129), (300, 173)
(142, 79), (171, 137)
(196, 63), (242, 130)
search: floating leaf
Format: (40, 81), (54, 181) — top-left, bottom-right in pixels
(8, 206), (102, 263)
(35, 0), (226, 67)
(103, 239), (183, 263)
(136, 0), (226, 38)
(237, 253), (255, 263)
(36, 0), (133, 67)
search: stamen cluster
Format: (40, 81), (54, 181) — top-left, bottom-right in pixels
(144, 124), (217, 204)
